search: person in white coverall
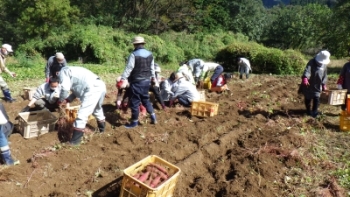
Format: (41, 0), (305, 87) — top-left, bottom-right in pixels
(57, 66), (106, 145)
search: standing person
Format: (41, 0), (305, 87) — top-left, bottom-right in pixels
(0, 44), (16, 103)
(301, 50), (330, 118)
(45, 52), (67, 82)
(119, 36), (157, 128)
(336, 60), (350, 110)
(21, 77), (61, 112)
(57, 66), (106, 145)
(0, 103), (17, 166)
(238, 57), (252, 79)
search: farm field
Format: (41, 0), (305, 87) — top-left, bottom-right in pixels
(0, 74), (349, 197)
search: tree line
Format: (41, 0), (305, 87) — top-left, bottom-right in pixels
(0, 0), (349, 59)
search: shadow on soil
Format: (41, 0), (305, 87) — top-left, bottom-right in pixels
(93, 176), (123, 197)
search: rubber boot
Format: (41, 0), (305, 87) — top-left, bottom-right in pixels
(70, 129), (84, 145)
(125, 120), (138, 128)
(150, 113), (157, 124)
(2, 89), (16, 103)
(1, 149), (15, 165)
(97, 120), (105, 133)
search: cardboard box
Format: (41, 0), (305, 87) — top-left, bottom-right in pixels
(18, 109), (57, 139)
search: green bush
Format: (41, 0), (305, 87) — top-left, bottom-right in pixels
(216, 41), (306, 75)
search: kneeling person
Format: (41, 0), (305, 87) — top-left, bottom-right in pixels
(21, 77), (61, 112)
(211, 73), (232, 93)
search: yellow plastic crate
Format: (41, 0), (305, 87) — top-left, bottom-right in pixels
(340, 110), (350, 131)
(119, 155), (181, 197)
(321, 89), (347, 105)
(18, 109), (57, 139)
(191, 101), (219, 117)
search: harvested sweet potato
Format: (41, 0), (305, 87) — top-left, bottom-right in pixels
(150, 176), (161, 188)
(138, 171), (150, 182)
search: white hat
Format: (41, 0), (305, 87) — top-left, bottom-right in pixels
(132, 36), (146, 44)
(55, 52), (65, 60)
(315, 50), (330, 65)
(2, 44), (13, 52)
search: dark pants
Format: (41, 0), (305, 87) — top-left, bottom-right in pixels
(210, 65), (224, 83)
(149, 85), (165, 107)
(177, 95), (191, 107)
(305, 96), (320, 116)
(129, 80), (154, 120)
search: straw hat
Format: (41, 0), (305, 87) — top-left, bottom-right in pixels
(315, 50), (330, 65)
(132, 36), (146, 44)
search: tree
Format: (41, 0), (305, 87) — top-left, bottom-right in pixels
(1, 0), (79, 43)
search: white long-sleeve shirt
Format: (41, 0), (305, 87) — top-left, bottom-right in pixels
(238, 58), (252, 72)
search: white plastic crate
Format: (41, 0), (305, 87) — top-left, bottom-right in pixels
(17, 109), (57, 139)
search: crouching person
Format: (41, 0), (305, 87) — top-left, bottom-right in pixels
(0, 103), (17, 166)
(169, 73), (200, 107)
(21, 77), (61, 112)
(211, 73), (233, 93)
(57, 66), (106, 145)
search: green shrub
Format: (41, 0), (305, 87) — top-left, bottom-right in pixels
(216, 41), (306, 75)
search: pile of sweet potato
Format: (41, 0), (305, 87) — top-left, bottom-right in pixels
(130, 163), (171, 188)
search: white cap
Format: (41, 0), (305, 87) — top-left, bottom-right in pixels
(315, 50), (330, 65)
(132, 36), (146, 44)
(55, 52), (65, 60)
(2, 44), (13, 52)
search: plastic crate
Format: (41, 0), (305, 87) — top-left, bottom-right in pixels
(23, 87), (36, 100)
(190, 101), (219, 117)
(65, 106), (95, 124)
(18, 109), (57, 139)
(198, 90), (206, 101)
(119, 155), (181, 197)
(340, 110), (350, 131)
(321, 89), (347, 105)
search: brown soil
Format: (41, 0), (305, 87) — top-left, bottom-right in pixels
(0, 74), (346, 197)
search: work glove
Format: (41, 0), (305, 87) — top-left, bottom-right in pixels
(322, 84), (327, 91)
(46, 77), (50, 83)
(116, 79), (128, 89)
(301, 77), (309, 86)
(337, 84), (343, 90)
(21, 106), (31, 112)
